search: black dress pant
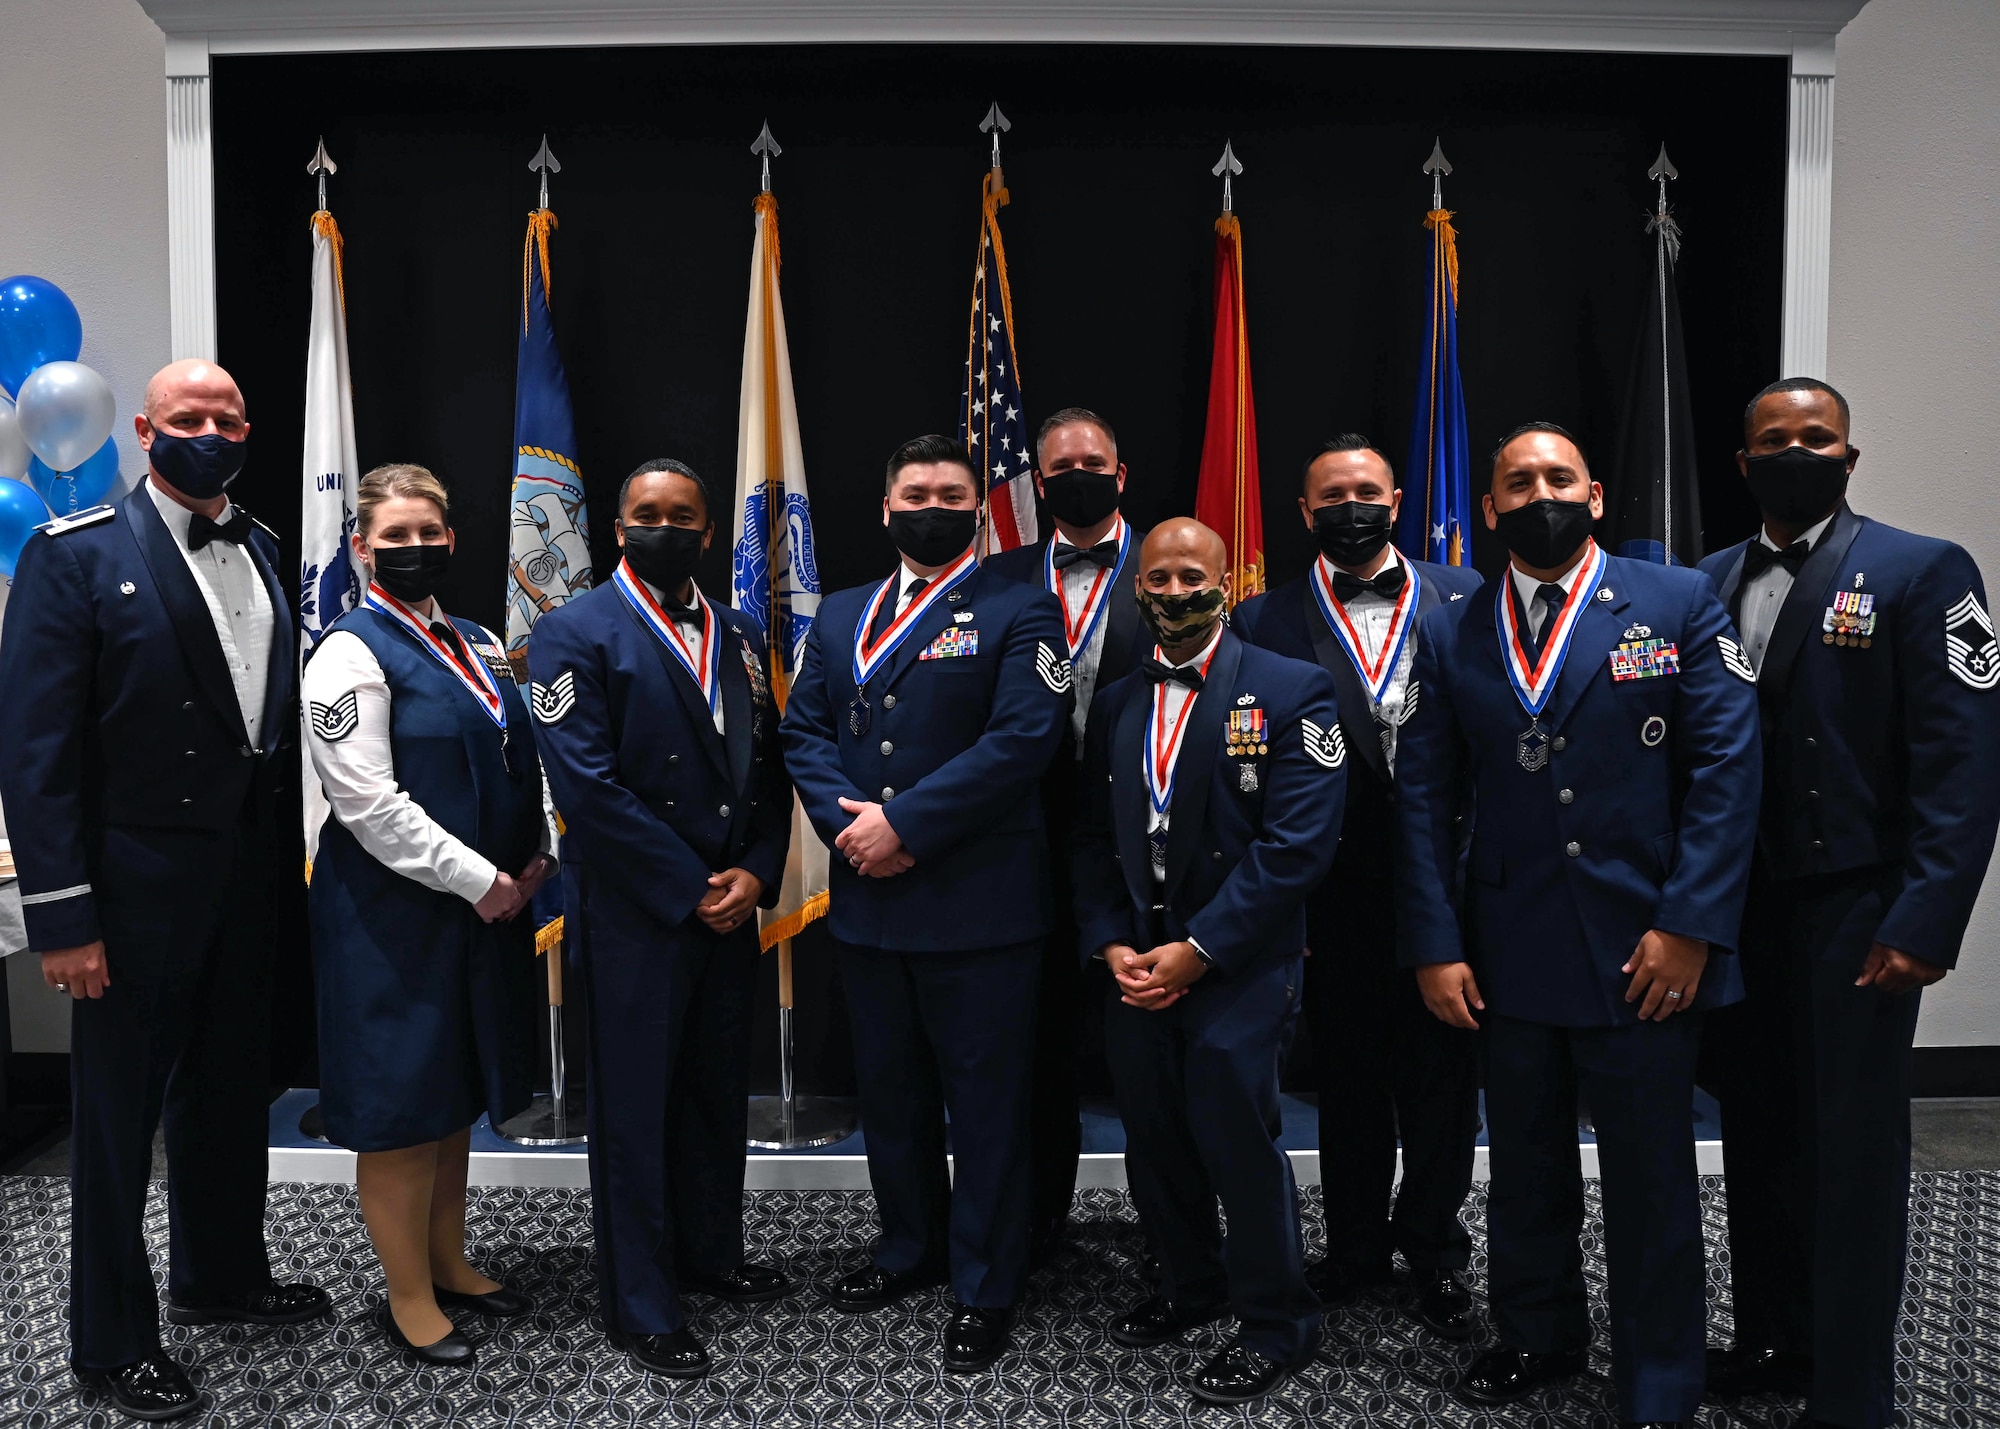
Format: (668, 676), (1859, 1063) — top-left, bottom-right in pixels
(1713, 866), (1919, 1429)
(1026, 922), (1083, 1245)
(70, 823), (277, 1369)
(1307, 870), (1477, 1275)
(575, 872), (757, 1335)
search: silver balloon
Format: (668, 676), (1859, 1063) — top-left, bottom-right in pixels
(0, 393), (26, 481)
(16, 360), (115, 474)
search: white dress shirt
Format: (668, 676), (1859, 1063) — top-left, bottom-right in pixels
(146, 479), (274, 748)
(1737, 512), (1835, 674)
(1052, 520), (1122, 748)
(1509, 546), (1594, 643)
(1144, 623), (1224, 883)
(303, 607), (557, 906)
(644, 577), (724, 735)
(1321, 547), (1418, 771)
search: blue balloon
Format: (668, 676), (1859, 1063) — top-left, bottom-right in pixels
(0, 476), (51, 578)
(0, 276), (84, 400)
(28, 437), (120, 514)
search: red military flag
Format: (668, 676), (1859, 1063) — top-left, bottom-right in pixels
(1194, 144), (1263, 605)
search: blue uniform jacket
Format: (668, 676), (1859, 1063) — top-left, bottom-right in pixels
(1234, 556), (1482, 883)
(0, 485), (295, 950)
(985, 525), (1154, 708)
(1395, 551), (1761, 1027)
(780, 561), (1069, 951)
(526, 581), (792, 930)
(1700, 504), (2000, 968)
(1072, 627), (1347, 972)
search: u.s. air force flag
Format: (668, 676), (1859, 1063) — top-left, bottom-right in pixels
(504, 207), (592, 684)
(731, 185), (827, 945)
(299, 208), (360, 870)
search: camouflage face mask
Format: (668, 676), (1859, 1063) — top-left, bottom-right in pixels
(1137, 584), (1227, 653)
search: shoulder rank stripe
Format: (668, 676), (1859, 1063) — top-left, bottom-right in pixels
(35, 504), (115, 536)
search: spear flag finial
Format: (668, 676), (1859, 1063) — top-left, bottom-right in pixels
(528, 134), (561, 210)
(979, 101), (1011, 172)
(752, 120), (782, 194)
(1424, 137), (1452, 210)
(307, 136), (336, 212)
(1212, 140), (1243, 215)
(1647, 143), (1682, 262)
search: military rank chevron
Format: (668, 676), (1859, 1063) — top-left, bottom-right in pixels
(1302, 717), (1346, 770)
(1717, 635), (1758, 684)
(531, 669), (577, 724)
(309, 691), (360, 742)
(1945, 591), (2000, 691)
(1035, 641), (1074, 695)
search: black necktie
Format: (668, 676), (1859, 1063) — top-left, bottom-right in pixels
(1052, 540), (1119, 571)
(1141, 657), (1205, 691)
(1329, 563), (1408, 603)
(870, 576), (928, 643)
(1522, 583), (1568, 663)
(1741, 538), (1812, 581)
(430, 620), (469, 663)
(187, 509), (252, 551)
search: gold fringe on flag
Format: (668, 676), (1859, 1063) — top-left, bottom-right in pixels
(311, 210), (347, 312)
(759, 890), (829, 952)
(535, 915), (565, 956)
(1424, 209), (1460, 305)
(522, 208), (559, 334)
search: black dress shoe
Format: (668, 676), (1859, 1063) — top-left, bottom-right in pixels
(1459, 1345), (1590, 1405)
(71, 1352), (200, 1423)
(622, 1327), (711, 1379)
(942, 1304), (1013, 1373)
(379, 1306), (476, 1367)
(1305, 1256), (1393, 1305)
(681, 1262), (791, 1303)
(1108, 1294), (1231, 1348)
(824, 1262), (947, 1312)
(1189, 1340), (1291, 1405)
(1705, 1345), (1812, 1399)
(165, 1281), (332, 1326)
(1412, 1271), (1474, 1341)
(433, 1282), (534, 1317)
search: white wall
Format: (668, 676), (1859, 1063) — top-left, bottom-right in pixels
(1830, 0), (2000, 1047)
(0, 0), (167, 1052)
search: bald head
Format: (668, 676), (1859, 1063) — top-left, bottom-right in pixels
(143, 359), (246, 429)
(1140, 517), (1227, 581)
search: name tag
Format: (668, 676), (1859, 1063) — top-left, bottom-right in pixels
(918, 629), (979, 660)
(1609, 637), (1680, 681)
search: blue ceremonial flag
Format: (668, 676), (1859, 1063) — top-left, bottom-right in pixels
(504, 208), (593, 683)
(1396, 207), (1472, 567)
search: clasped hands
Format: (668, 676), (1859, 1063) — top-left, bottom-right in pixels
(835, 797), (914, 878)
(1105, 940), (1209, 1011)
(473, 853), (558, 924)
(1417, 928), (1712, 1030)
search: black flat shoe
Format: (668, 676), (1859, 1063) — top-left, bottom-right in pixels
(622, 1328), (711, 1379)
(433, 1282), (534, 1317)
(380, 1306), (476, 1367)
(71, 1352), (200, 1423)
(681, 1262), (791, 1303)
(942, 1304), (1013, 1373)
(1412, 1271), (1474, 1341)
(1458, 1345), (1589, 1405)
(1705, 1344), (1812, 1399)
(1188, 1340), (1292, 1405)
(1108, 1293), (1231, 1348)
(1305, 1256), (1393, 1306)
(165, 1281), (332, 1326)
(824, 1262), (947, 1313)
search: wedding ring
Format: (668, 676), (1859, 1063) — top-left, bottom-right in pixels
(54, 983), (68, 992)
(1665, 990), (1683, 1000)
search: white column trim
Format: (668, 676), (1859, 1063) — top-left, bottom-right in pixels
(1780, 36), (1836, 379)
(165, 34), (215, 362)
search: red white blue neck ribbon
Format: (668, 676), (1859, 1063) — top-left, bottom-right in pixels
(1045, 514), (1129, 658)
(614, 558), (721, 720)
(364, 583), (506, 731)
(1144, 637), (1221, 820)
(852, 546), (978, 686)
(1308, 553), (1421, 712)
(1495, 541), (1606, 718)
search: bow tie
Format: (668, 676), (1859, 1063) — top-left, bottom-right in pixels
(1742, 538), (1812, 580)
(187, 509), (252, 551)
(1052, 540), (1120, 571)
(1141, 657), (1205, 691)
(660, 597), (702, 625)
(1329, 563), (1408, 603)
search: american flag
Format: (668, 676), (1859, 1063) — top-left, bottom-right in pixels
(959, 170), (1037, 554)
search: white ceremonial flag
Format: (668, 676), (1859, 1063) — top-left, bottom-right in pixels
(299, 210), (362, 874)
(730, 189), (827, 946)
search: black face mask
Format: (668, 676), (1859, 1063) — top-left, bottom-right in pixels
(1137, 585), (1228, 654)
(369, 543), (452, 604)
(1493, 497), (1596, 570)
(886, 506), (978, 568)
(1040, 468), (1120, 529)
(620, 522), (706, 595)
(1743, 445), (1850, 527)
(148, 431), (248, 500)
(1313, 500), (1395, 568)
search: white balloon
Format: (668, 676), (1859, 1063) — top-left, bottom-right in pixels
(0, 393), (26, 481)
(16, 360), (116, 474)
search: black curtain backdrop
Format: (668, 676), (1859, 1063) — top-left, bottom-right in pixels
(213, 43), (1785, 1096)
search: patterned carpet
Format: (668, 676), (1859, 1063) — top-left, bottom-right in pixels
(0, 1173), (1992, 1428)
